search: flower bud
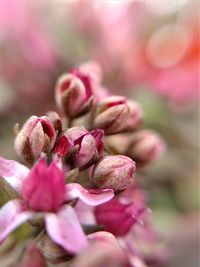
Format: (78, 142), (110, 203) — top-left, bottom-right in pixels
(22, 159), (65, 212)
(91, 155), (136, 192)
(124, 100), (144, 131)
(14, 116), (56, 164)
(90, 129), (104, 156)
(46, 111), (62, 135)
(55, 70), (93, 118)
(93, 96), (129, 134)
(79, 60), (102, 85)
(59, 127), (97, 168)
(126, 130), (166, 167)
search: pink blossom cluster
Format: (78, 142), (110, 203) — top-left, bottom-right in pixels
(0, 62), (166, 266)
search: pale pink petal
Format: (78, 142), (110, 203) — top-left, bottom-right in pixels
(74, 201), (96, 225)
(0, 157), (29, 192)
(0, 200), (33, 244)
(45, 205), (88, 254)
(65, 183), (114, 206)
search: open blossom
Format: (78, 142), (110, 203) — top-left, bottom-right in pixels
(55, 127), (104, 168)
(14, 116), (56, 164)
(55, 70), (94, 118)
(0, 157), (114, 253)
(91, 155), (136, 192)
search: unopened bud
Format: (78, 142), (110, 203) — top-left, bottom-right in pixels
(90, 129), (104, 156)
(93, 96), (129, 134)
(46, 111), (62, 135)
(91, 155), (136, 192)
(79, 60), (102, 85)
(123, 100), (144, 131)
(55, 71), (93, 118)
(127, 130), (166, 167)
(14, 116), (56, 164)
(56, 127), (97, 168)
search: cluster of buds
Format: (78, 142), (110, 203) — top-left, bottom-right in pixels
(0, 61), (166, 267)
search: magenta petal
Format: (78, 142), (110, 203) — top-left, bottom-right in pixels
(0, 200), (33, 244)
(65, 183), (114, 206)
(45, 204), (88, 254)
(0, 157), (29, 192)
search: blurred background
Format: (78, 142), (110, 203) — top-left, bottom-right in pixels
(0, 0), (199, 267)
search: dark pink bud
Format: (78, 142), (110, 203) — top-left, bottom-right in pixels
(15, 116), (56, 164)
(22, 159), (65, 212)
(127, 130), (166, 167)
(124, 101), (144, 131)
(55, 71), (93, 118)
(93, 96), (129, 134)
(94, 199), (146, 236)
(90, 129), (104, 156)
(91, 155), (136, 192)
(64, 127), (97, 168)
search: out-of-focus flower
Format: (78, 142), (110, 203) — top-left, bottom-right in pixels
(123, 100), (144, 131)
(93, 96), (129, 134)
(71, 231), (127, 267)
(13, 243), (47, 267)
(126, 130), (166, 167)
(79, 60), (103, 86)
(94, 198), (146, 236)
(0, 157), (114, 253)
(14, 116), (56, 164)
(55, 70), (94, 119)
(91, 155), (136, 192)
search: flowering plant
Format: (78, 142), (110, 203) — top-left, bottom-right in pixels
(0, 61), (166, 267)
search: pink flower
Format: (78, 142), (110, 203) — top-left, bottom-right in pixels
(14, 116), (56, 164)
(22, 159), (66, 212)
(0, 157), (114, 253)
(94, 199), (146, 236)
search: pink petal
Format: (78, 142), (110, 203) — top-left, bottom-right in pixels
(45, 204), (88, 254)
(0, 200), (33, 244)
(65, 183), (114, 206)
(74, 201), (96, 225)
(0, 157), (29, 192)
